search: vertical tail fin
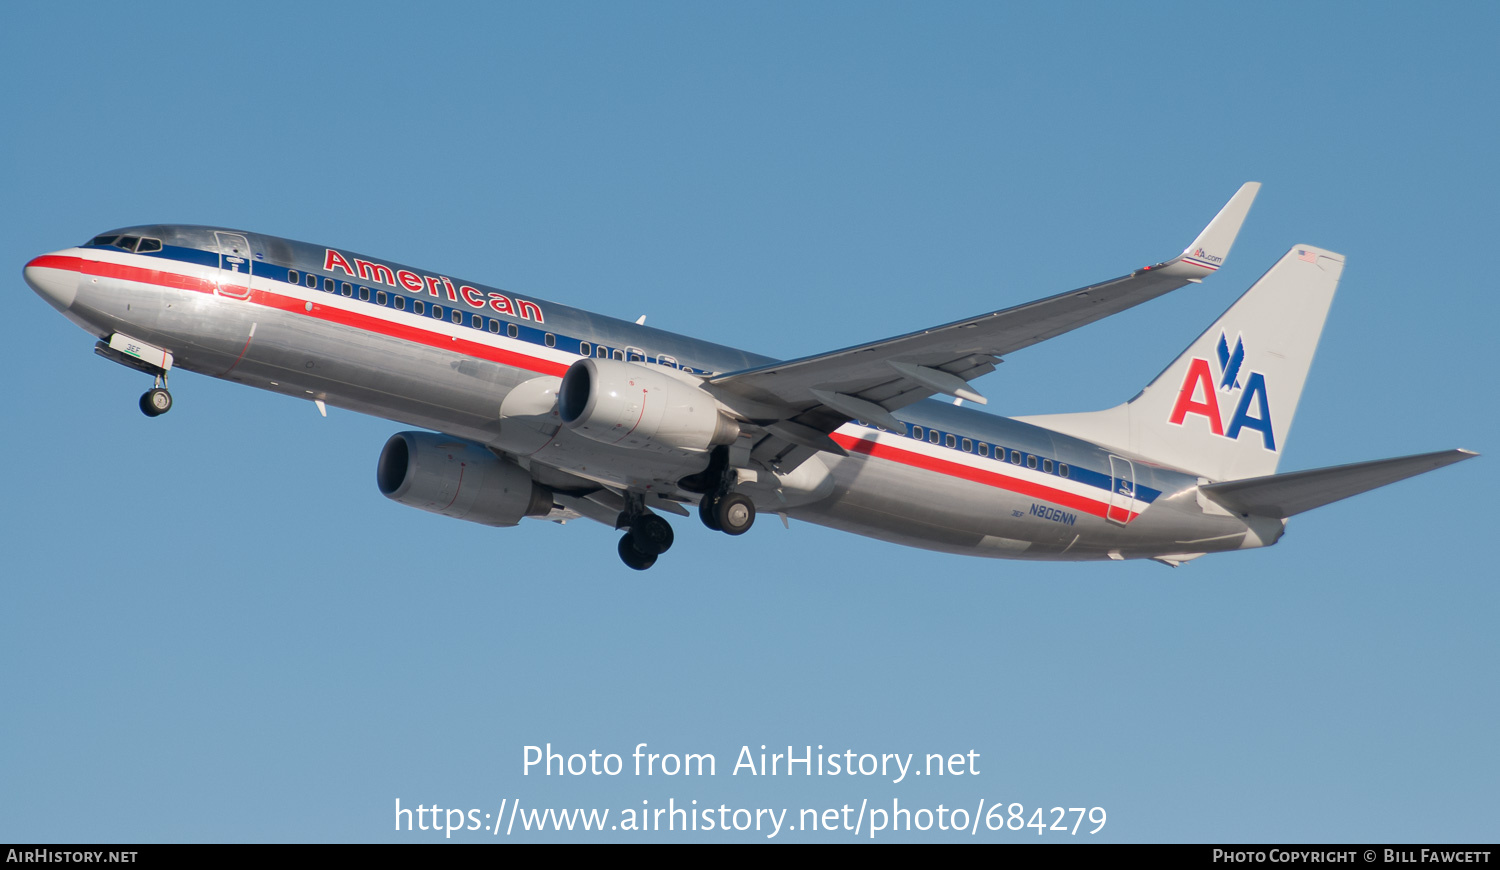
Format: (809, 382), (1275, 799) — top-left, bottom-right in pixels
(1017, 246), (1345, 481)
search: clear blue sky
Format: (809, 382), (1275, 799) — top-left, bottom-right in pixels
(2, 1), (1495, 843)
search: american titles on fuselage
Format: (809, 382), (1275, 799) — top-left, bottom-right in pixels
(322, 248), (545, 323)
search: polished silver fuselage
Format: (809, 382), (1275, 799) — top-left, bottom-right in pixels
(26, 225), (1282, 562)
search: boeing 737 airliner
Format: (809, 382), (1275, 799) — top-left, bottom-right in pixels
(23, 184), (1475, 569)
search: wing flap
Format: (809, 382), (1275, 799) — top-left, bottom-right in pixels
(1198, 449), (1478, 519)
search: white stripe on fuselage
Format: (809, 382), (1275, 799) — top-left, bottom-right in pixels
(85, 246), (1151, 519)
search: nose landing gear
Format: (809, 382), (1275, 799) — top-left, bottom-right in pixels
(92, 335), (176, 418)
(139, 375), (173, 417)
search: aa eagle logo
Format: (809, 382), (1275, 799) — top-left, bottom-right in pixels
(1167, 331), (1277, 451)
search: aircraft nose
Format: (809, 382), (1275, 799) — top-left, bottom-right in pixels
(24, 254), (78, 312)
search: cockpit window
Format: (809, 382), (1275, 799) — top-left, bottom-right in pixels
(87, 234), (161, 253)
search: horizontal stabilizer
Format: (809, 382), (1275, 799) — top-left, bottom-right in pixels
(1199, 449), (1478, 519)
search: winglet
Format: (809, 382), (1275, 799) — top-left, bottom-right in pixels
(1155, 182), (1260, 278)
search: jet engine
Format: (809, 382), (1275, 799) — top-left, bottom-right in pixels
(377, 431), (553, 527)
(557, 358), (739, 454)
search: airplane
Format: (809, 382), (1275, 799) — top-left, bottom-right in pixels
(22, 183), (1476, 570)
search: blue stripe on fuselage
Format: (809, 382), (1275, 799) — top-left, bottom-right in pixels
(83, 239), (1165, 509)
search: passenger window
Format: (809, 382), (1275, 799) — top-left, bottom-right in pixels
(432, 305), (444, 319)
(450, 310), (461, 324)
(1027, 455), (1037, 469)
(978, 443), (989, 458)
(962, 438), (973, 452)
(487, 319), (500, 334)
(341, 284), (353, 297)
(627, 348), (641, 361)
(360, 287), (370, 301)
(546, 334), (557, 348)
(613, 349), (624, 361)
(376, 290), (387, 305)
(507, 323), (519, 338)
(1010, 450), (1022, 464)
(658, 355), (678, 368)
(1043, 459), (1054, 473)
(288, 270), (300, 284)
(945, 434), (956, 448)
(597, 345), (608, 358)
(413, 300), (425, 315)
(306, 273), (317, 288)
(325, 278), (335, 293)
(580, 342), (591, 356)
(1059, 463), (1070, 479)
(928, 430), (940, 444)
(471, 314), (482, 329)
(912, 426), (924, 440)
(394, 296), (406, 311)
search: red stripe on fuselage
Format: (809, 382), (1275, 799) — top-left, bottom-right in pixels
(40, 255), (569, 379)
(53, 253), (1133, 517)
(831, 432), (1136, 522)
(32, 254), (217, 295)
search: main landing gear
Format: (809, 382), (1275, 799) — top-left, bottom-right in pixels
(617, 504), (675, 571)
(139, 374), (173, 417)
(615, 450), (759, 570)
(683, 445), (757, 537)
(698, 488), (755, 536)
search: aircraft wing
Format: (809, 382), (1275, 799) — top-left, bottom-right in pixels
(706, 183), (1260, 461)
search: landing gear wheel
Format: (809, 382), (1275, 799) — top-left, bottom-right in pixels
(629, 513), (675, 556)
(618, 534), (658, 571)
(140, 388), (173, 417)
(715, 492), (755, 536)
(698, 493), (722, 531)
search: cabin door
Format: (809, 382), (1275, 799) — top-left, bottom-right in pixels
(214, 232), (253, 300)
(1107, 455), (1136, 525)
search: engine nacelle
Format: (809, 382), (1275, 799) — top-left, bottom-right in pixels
(557, 358), (739, 454)
(376, 431), (553, 527)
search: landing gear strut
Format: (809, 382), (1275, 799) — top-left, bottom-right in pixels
(617, 498), (675, 571)
(139, 374), (172, 417)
